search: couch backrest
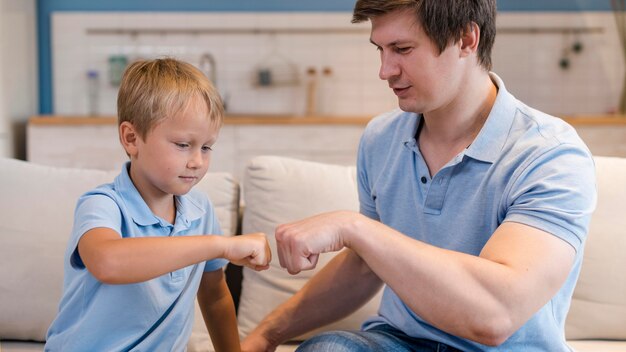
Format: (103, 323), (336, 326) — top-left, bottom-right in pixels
(237, 156), (384, 341)
(0, 158), (239, 348)
(565, 156), (626, 340)
(238, 155), (626, 343)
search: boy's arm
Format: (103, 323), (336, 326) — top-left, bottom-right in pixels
(78, 228), (270, 284)
(197, 269), (241, 352)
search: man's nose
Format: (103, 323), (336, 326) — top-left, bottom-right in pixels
(379, 53), (400, 81)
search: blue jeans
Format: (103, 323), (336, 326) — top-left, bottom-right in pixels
(295, 324), (464, 352)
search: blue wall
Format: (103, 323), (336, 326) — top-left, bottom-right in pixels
(37, 0), (612, 114)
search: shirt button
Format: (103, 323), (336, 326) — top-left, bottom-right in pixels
(421, 176), (427, 184)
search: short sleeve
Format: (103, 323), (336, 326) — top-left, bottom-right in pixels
(202, 203), (229, 272)
(504, 144), (597, 252)
(357, 130), (380, 221)
(70, 193), (123, 268)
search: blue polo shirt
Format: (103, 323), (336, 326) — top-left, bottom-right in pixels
(359, 74), (596, 351)
(45, 162), (227, 351)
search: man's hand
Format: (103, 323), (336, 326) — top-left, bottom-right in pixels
(275, 210), (361, 274)
(240, 329), (277, 352)
(223, 233), (271, 271)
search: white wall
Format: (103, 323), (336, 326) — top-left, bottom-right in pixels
(52, 12), (395, 118)
(0, 0), (38, 159)
(0, 1), (7, 157)
(51, 11), (624, 118)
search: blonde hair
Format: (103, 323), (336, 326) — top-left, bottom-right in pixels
(117, 58), (224, 139)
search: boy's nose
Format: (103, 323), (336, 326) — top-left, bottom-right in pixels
(187, 150), (204, 168)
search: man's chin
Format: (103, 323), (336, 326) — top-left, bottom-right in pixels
(397, 100), (421, 114)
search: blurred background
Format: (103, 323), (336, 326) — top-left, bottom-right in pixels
(1, 0), (624, 177)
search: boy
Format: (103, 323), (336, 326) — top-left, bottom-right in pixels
(46, 58), (271, 351)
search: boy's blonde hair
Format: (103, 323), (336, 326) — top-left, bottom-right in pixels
(117, 58), (224, 140)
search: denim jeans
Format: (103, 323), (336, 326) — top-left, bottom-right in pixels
(295, 324), (464, 352)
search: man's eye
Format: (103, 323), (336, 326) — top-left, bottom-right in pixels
(396, 47), (412, 54)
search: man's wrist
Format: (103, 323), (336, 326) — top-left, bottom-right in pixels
(341, 211), (368, 250)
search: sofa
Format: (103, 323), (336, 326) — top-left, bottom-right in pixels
(0, 155), (625, 352)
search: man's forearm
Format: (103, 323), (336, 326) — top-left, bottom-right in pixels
(255, 249), (383, 345)
(346, 218), (575, 346)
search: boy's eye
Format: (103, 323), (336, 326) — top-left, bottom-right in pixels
(202, 145), (213, 152)
(175, 143), (189, 148)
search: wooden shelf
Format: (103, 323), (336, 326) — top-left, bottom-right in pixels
(29, 114), (626, 127)
(560, 115), (626, 125)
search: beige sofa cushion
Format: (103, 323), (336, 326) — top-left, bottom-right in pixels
(0, 158), (239, 352)
(568, 340), (626, 352)
(565, 156), (626, 340)
(238, 156), (383, 341)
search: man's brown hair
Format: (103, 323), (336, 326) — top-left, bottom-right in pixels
(352, 0), (496, 71)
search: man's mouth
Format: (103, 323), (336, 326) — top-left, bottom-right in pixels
(392, 86), (410, 96)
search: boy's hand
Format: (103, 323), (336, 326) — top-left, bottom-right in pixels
(223, 233), (271, 271)
(275, 210), (356, 274)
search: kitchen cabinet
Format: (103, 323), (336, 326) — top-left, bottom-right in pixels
(561, 117), (626, 158)
(27, 115), (369, 183)
(27, 115), (626, 183)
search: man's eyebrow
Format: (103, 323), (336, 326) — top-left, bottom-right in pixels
(369, 39), (406, 47)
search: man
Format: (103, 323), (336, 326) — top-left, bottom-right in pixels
(242, 1), (596, 351)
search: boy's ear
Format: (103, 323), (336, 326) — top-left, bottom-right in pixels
(459, 21), (480, 57)
(119, 121), (140, 157)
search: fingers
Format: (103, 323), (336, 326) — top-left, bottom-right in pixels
(247, 237), (272, 270)
(231, 211), (351, 274)
(223, 233), (272, 270)
(275, 221), (326, 274)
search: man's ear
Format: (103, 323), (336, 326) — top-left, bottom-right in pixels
(119, 121), (140, 157)
(459, 22), (480, 57)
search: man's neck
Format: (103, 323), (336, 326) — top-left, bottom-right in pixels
(420, 72), (497, 145)
(417, 72), (498, 176)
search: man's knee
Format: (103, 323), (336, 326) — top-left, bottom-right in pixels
(295, 330), (372, 352)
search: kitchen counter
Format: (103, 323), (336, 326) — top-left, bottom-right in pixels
(27, 114), (626, 179)
(28, 115), (373, 126)
(27, 114), (373, 179)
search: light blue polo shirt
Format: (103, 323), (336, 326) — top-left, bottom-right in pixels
(45, 162), (227, 352)
(359, 74), (596, 351)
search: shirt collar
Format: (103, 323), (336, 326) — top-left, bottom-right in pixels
(400, 111), (421, 147)
(174, 191), (206, 227)
(114, 162), (159, 226)
(400, 73), (516, 163)
(463, 72), (517, 164)
(114, 162), (205, 227)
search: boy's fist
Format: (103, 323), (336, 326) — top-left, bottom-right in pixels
(223, 233), (271, 271)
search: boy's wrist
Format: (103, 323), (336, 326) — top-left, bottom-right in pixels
(209, 235), (230, 261)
